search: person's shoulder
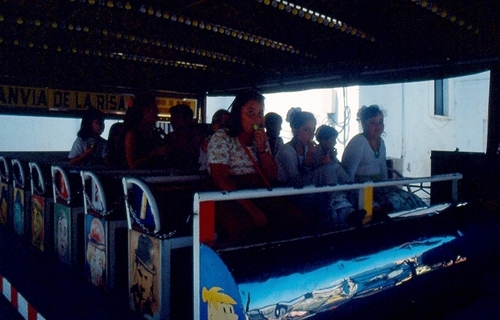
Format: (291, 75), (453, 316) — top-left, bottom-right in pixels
(277, 143), (296, 158)
(346, 134), (367, 146)
(351, 133), (365, 141)
(211, 127), (230, 138)
(72, 137), (87, 147)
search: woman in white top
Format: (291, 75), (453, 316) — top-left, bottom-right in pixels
(342, 105), (425, 213)
(342, 105), (388, 182)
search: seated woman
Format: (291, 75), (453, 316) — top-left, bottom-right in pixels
(68, 107), (109, 166)
(275, 108), (359, 227)
(122, 93), (169, 170)
(341, 105), (426, 214)
(207, 91), (309, 243)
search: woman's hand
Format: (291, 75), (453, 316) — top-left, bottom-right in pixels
(253, 128), (268, 152)
(304, 141), (317, 167)
(319, 154), (332, 165)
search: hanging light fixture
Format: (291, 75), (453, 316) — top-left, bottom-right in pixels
(259, 0), (374, 42)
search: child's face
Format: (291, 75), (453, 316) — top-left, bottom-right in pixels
(266, 120), (282, 138)
(295, 120), (316, 144)
(320, 137), (336, 150)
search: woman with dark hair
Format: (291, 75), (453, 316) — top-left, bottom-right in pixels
(207, 90), (308, 242)
(208, 90), (276, 188)
(68, 107), (108, 166)
(342, 105), (426, 213)
(342, 105), (388, 182)
(276, 107), (318, 187)
(122, 93), (168, 169)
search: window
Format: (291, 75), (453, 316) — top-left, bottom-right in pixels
(434, 79), (449, 116)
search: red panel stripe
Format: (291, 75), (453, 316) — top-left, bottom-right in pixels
(1, 274), (43, 320)
(200, 200), (215, 244)
(10, 286), (18, 308)
(28, 303), (37, 320)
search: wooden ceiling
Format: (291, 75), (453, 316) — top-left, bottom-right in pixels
(1, 0), (499, 94)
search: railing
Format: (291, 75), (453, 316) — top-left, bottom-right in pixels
(192, 173), (462, 320)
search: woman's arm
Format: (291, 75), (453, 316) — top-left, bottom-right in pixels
(68, 147), (92, 165)
(258, 150), (278, 181)
(341, 136), (364, 181)
(254, 129), (278, 180)
(379, 140), (389, 180)
(68, 138), (92, 166)
(124, 131), (167, 169)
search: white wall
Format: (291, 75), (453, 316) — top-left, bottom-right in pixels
(0, 115), (119, 152)
(357, 71), (489, 177)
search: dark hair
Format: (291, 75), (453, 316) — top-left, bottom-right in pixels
(264, 112), (282, 130)
(212, 109), (230, 125)
(170, 104), (193, 121)
(227, 89), (265, 137)
(357, 105), (383, 123)
(124, 93), (157, 131)
(286, 107), (315, 131)
(316, 125), (338, 141)
(77, 107), (105, 139)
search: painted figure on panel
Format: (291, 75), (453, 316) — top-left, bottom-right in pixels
(202, 286), (238, 320)
(86, 217), (106, 289)
(130, 233), (159, 317)
(13, 189), (24, 235)
(0, 183), (7, 225)
(55, 206), (70, 264)
(31, 196), (44, 251)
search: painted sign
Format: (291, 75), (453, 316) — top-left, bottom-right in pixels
(200, 244), (244, 320)
(87, 178), (105, 215)
(54, 170), (69, 205)
(0, 85), (132, 114)
(131, 184), (157, 232)
(85, 215), (107, 290)
(129, 230), (161, 318)
(13, 187), (24, 236)
(31, 194), (45, 251)
(54, 203), (71, 265)
(156, 97), (197, 118)
(0, 84), (198, 117)
(0, 182), (8, 225)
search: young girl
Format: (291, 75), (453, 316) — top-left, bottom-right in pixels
(314, 125), (350, 184)
(275, 108), (361, 227)
(68, 107), (108, 166)
(314, 125), (361, 226)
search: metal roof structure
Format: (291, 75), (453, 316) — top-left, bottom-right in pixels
(1, 0), (500, 95)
